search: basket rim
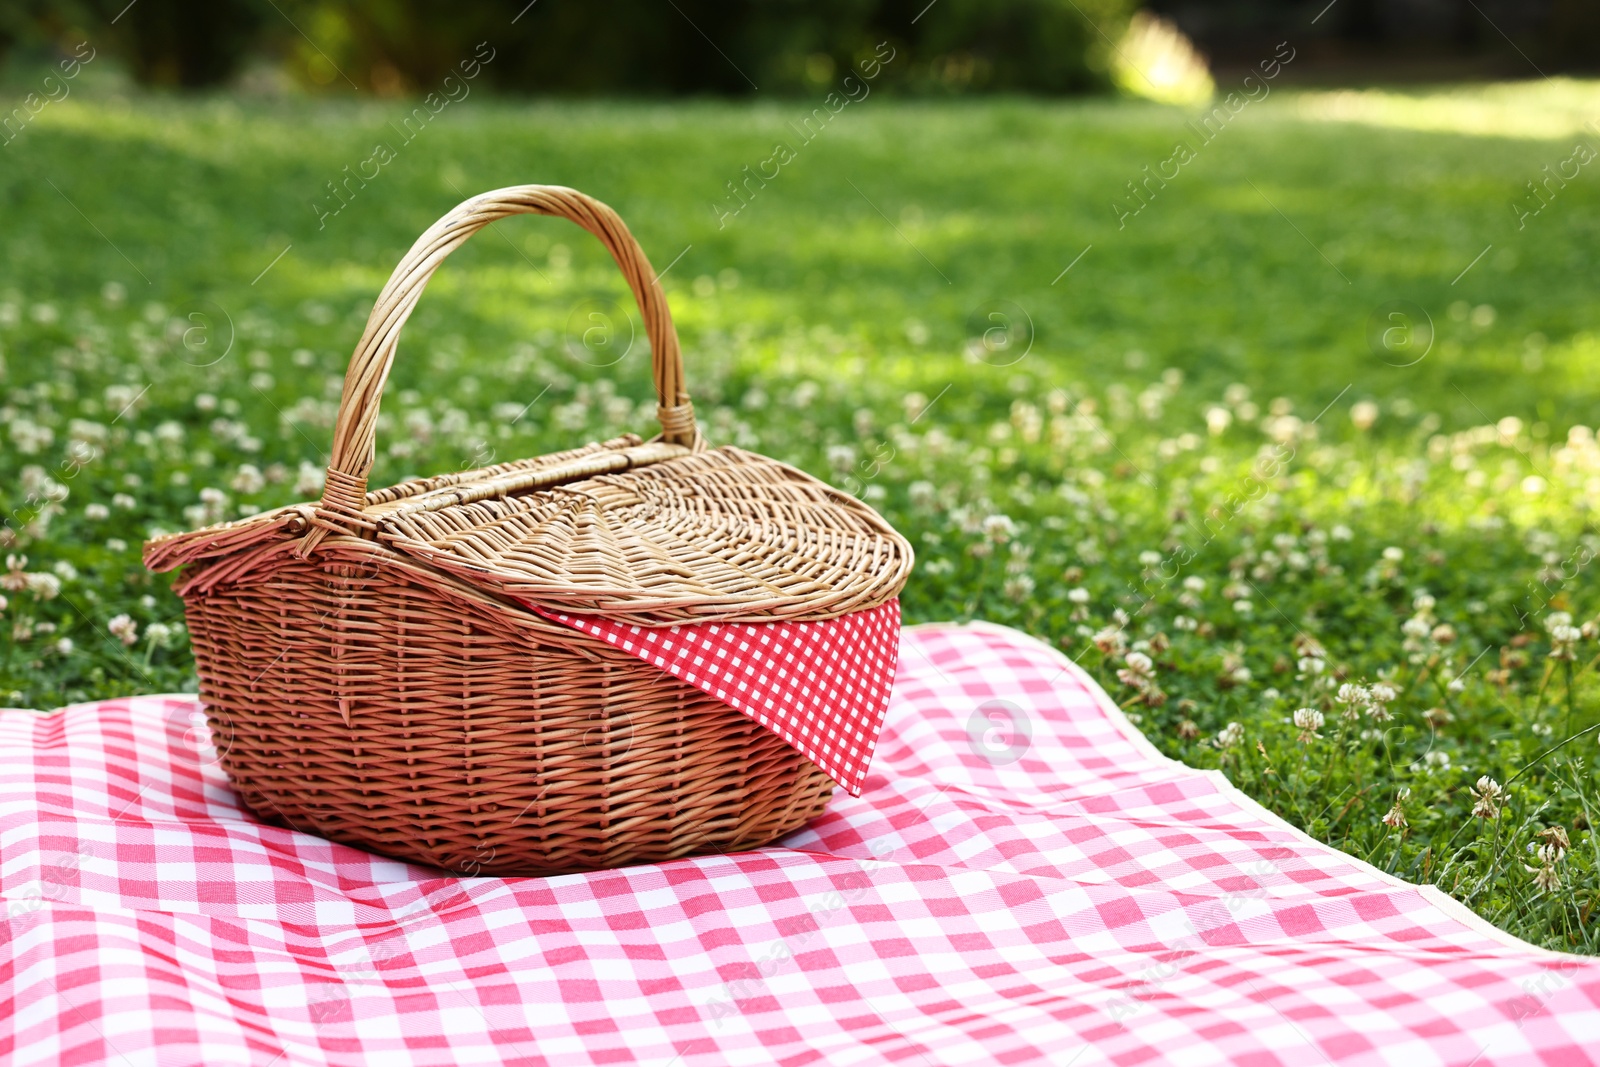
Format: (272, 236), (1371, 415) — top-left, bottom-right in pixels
(143, 432), (646, 571)
(145, 442), (913, 625)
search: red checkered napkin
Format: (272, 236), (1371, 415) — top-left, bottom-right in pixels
(529, 599), (900, 795)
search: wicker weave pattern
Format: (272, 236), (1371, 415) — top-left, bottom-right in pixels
(184, 542), (833, 875)
(145, 185), (909, 876)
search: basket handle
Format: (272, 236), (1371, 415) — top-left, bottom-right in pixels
(304, 185), (697, 547)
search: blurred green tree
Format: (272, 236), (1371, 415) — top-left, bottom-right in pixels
(913, 0), (1126, 93)
(99, 0), (269, 87)
(0, 0), (1138, 95)
(273, 0), (1136, 95)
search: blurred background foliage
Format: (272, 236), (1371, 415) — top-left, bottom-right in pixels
(2, 0), (1133, 96)
(0, 0), (1592, 98)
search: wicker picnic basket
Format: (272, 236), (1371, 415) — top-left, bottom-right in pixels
(144, 185), (911, 877)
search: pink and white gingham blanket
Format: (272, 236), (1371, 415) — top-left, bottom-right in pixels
(3, 622), (1596, 1066)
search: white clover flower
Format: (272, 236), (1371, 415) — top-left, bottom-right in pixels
(1214, 721), (1244, 749)
(1361, 681), (1396, 722)
(293, 462), (325, 497)
(1233, 599), (1254, 616)
(1549, 624), (1582, 661)
(25, 573), (61, 601)
(1530, 862), (1561, 894)
(1003, 574), (1035, 602)
(1545, 611), (1574, 633)
(1173, 615), (1197, 631)
(230, 464), (266, 495)
(1297, 656), (1325, 676)
(951, 506), (982, 535)
(1401, 617), (1432, 640)
(1092, 626), (1127, 657)
(1526, 829), (1567, 895)
(1334, 682), (1369, 721)
(1536, 826), (1569, 862)
(1115, 650), (1163, 704)
(982, 514), (1017, 544)
(144, 622), (173, 649)
(108, 614), (139, 647)
(1471, 776), (1506, 819)
(1067, 587), (1090, 604)
(1350, 400), (1379, 431)
(1331, 524), (1353, 541)
(1382, 788), (1409, 829)
(1138, 550), (1162, 566)
(1182, 576), (1206, 592)
(84, 503), (110, 521)
(1337, 682), (1370, 705)
(112, 493), (137, 509)
(1, 555), (27, 593)
(195, 487), (230, 523)
(1293, 707), (1324, 742)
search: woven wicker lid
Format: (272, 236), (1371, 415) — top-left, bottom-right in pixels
(147, 441), (909, 624)
(376, 445), (909, 622)
(145, 186), (911, 624)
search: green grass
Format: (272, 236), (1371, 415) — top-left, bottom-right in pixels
(3, 78), (1599, 952)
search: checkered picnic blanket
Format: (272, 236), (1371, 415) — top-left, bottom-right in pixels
(4, 622), (1597, 1066)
